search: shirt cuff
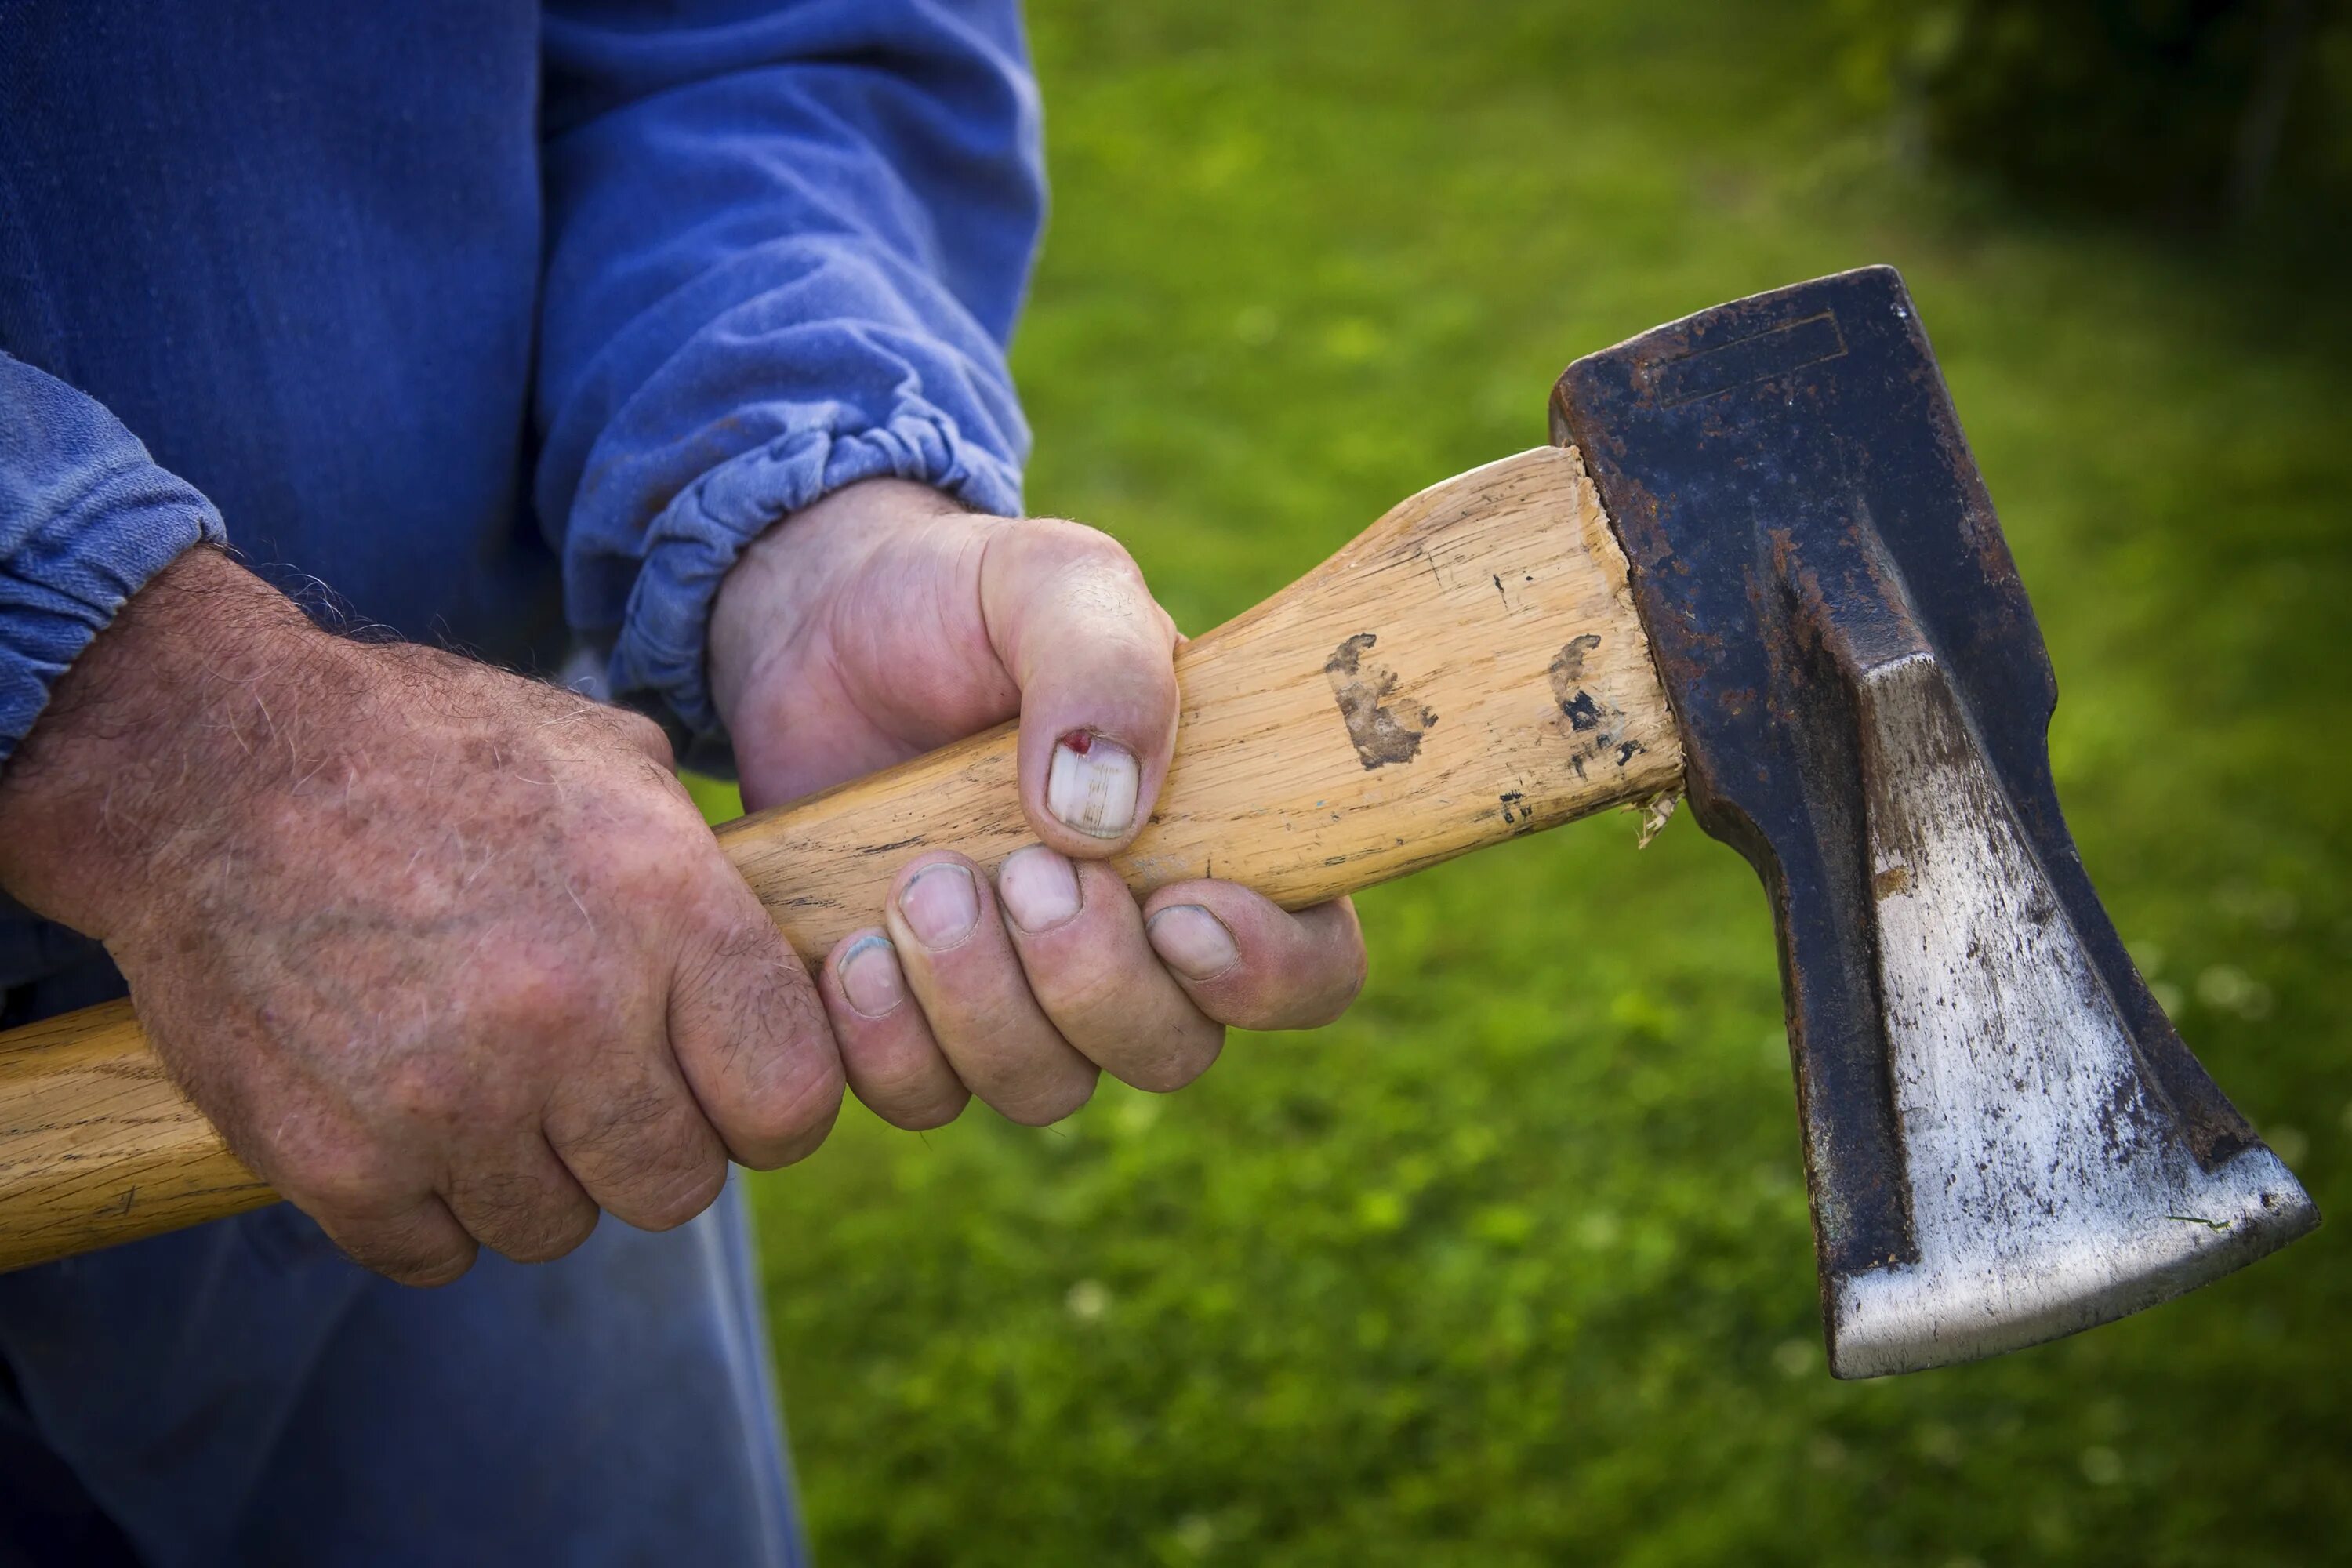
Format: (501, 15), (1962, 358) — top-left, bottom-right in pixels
(610, 404), (1022, 743)
(1, 447), (227, 770)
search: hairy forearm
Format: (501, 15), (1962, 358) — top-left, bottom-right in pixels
(0, 538), (839, 1283)
(0, 546), (343, 937)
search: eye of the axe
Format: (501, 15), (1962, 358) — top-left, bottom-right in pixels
(1550, 266), (2318, 1378)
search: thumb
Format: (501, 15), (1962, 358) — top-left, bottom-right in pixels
(979, 518), (1180, 858)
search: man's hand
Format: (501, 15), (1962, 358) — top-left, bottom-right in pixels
(0, 482), (1365, 1284)
(709, 481), (1367, 1131)
(0, 549), (842, 1284)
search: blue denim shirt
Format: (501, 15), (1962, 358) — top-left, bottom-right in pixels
(0, 0), (1038, 768)
(0, 11), (1039, 1555)
(0, 0), (1041, 988)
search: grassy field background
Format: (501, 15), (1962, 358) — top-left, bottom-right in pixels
(703, 4), (2351, 1562)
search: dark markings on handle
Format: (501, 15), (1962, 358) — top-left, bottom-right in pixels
(1324, 633), (1437, 770)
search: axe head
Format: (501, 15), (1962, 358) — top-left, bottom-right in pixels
(1551, 267), (2318, 1377)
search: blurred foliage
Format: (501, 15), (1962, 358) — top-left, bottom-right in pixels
(701, 0), (2351, 1561)
(1830, 0), (2352, 223)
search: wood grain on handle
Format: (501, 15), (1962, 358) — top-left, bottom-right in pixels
(0, 445), (1683, 1272)
(0, 1000), (278, 1267)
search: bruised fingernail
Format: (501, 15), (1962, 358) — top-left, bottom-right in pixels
(1146, 905), (1238, 981)
(998, 846), (1081, 931)
(1047, 731), (1139, 839)
(837, 935), (906, 1016)
(898, 863), (980, 948)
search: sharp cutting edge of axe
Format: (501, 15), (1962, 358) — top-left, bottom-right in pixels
(0, 267), (2318, 1376)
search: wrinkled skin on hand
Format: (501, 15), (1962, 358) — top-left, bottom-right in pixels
(710, 481), (1366, 1134)
(0, 481), (1368, 1286)
(0, 549), (840, 1284)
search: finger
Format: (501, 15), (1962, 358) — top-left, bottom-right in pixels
(441, 1134), (601, 1265)
(543, 1044), (731, 1233)
(1141, 887), (1367, 1032)
(665, 881), (846, 1169)
(310, 1192), (480, 1288)
(979, 520), (1179, 856)
(884, 851), (1098, 1124)
(995, 847), (1223, 1093)
(818, 929), (970, 1130)
(230, 1094), (480, 1286)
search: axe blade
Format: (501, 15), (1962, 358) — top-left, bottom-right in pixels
(1552, 267), (2319, 1377)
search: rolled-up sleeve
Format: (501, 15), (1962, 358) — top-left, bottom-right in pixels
(0, 352), (225, 770)
(535, 0), (1044, 742)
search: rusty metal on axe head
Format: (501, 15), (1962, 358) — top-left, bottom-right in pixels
(1550, 266), (2318, 1377)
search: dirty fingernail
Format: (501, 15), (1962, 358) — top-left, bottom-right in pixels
(899, 864), (980, 948)
(838, 935), (906, 1016)
(1047, 731), (1139, 839)
(1146, 905), (1239, 981)
(999, 846), (1082, 931)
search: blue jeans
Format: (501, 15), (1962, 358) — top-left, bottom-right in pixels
(0, 950), (807, 1567)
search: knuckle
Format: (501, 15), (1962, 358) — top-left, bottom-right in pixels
(1058, 992), (1148, 1053)
(450, 1166), (597, 1263)
(271, 1128), (397, 1213)
(880, 1087), (968, 1132)
(627, 1153), (729, 1233)
(374, 1238), (478, 1289)
(725, 1057), (845, 1169)
(558, 1078), (677, 1162)
(993, 1063), (1099, 1127)
(694, 911), (804, 1004)
(1027, 515), (1135, 569)
(595, 816), (713, 906)
(1042, 963), (1141, 1032)
(377, 1051), (478, 1129)
(496, 1203), (599, 1265)
(471, 942), (594, 1038)
(321, 1214), (477, 1287)
(681, 926), (842, 1167)
(608, 708), (673, 763)
(1118, 1026), (1225, 1095)
(1030, 524), (1161, 622)
(850, 1055), (968, 1131)
(1230, 937), (1367, 1032)
(402, 1254), (478, 1289)
(557, 1083), (728, 1230)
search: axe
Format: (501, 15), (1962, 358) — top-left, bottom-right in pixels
(0, 267), (2316, 1376)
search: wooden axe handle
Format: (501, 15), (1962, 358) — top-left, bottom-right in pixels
(0, 446), (1682, 1271)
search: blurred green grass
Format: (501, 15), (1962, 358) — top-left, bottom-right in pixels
(710, 3), (2352, 1562)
